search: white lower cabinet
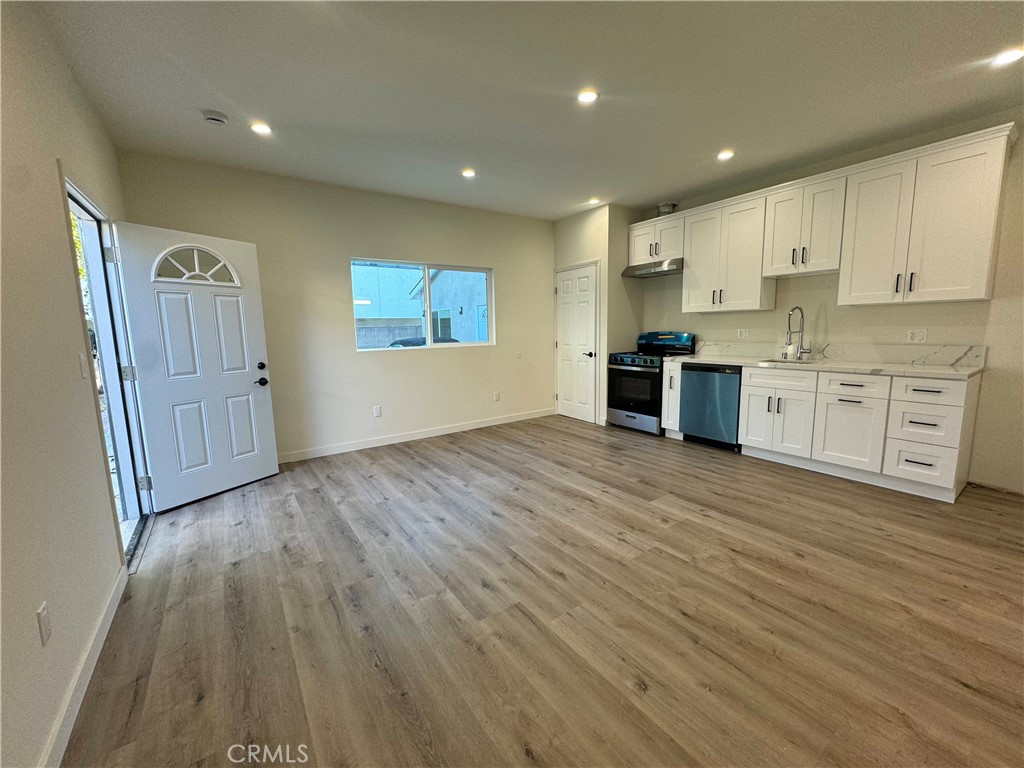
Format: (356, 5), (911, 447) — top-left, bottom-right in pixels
(811, 393), (888, 472)
(739, 367), (980, 502)
(882, 439), (959, 487)
(661, 360), (682, 432)
(738, 386), (814, 458)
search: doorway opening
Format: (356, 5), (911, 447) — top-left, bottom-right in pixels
(68, 192), (145, 557)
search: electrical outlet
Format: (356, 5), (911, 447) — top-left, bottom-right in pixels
(493, 391), (500, 402)
(372, 405), (382, 418)
(737, 329), (750, 340)
(78, 353), (89, 379)
(906, 329), (928, 343)
(37, 602), (51, 646)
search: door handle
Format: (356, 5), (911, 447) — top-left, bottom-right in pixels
(801, 246), (807, 264)
(583, 351), (595, 358)
(669, 375), (674, 390)
(712, 290), (716, 305)
(655, 242), (660, 256)
(908, 272), (916, 292)
(718, 289), (723, 304)
(895, 273), (902, 293)
(767, 396), (773, 413)
(254, 377), (269, 386)
(776, 397), (782, 414)
(257, 361), (267, 370)
(791, 248), (797, 266)
(649, 244), (654, 258)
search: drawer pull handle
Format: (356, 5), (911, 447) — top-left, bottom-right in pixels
(908, 420), (939, 427)
(838, 382), (864, 387)
(777, 397), (782, 414)
(904, 458), (934, 467)
(767, 396), (773, 413)
(911, 388), (943, 394)
(838, 398), (863, 404)
(791, 248), (797, 266)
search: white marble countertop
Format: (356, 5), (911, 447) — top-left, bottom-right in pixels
(662, 354), (983, 380)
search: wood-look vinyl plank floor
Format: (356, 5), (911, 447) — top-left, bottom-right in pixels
(63, 416), (1023, 767)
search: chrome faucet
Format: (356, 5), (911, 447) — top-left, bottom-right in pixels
(785, 306), (812, 361)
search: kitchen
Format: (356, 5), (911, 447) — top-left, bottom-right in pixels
(559, 119), (1018, 504)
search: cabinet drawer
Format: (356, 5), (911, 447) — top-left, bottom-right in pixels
(882, 438), (959, 488)
(890, 377), (967, 406)
(816, 371), (891, 399)
(887, 401), (963, 448)
(742, 367), (817, 392)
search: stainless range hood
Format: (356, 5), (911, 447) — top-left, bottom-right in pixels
(621, 257), (684, 278)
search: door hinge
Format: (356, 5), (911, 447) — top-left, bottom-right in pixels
(555, 393), (559, 400)
(554, 340), (558, 348)
(120, 365), (137, 381)
(554, 286), (558, 295)
(103, 245), (119, 264)
(136, 475), (153, 491)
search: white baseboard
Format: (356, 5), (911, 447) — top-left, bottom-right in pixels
(278, 408), (556, 464)
(743, 446), (961, 503)
(43, 564), (128, 767)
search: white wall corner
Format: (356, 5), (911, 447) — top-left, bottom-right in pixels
(42, 565), (128, 768)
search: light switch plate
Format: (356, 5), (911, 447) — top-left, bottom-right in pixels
(372, 405), (382, 418)
(79, 353), (89, 379)
(906, 329), (928, 343)
(737, 329), (750, 340)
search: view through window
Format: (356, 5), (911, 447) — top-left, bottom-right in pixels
(351, 261), (492, 350)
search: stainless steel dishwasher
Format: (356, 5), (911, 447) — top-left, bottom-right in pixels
(678, 363), (742, 450)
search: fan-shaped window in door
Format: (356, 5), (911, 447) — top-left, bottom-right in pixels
(154, 247), (239, 285)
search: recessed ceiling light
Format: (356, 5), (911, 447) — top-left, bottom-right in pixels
(587, 198), (601, 205)
(461, 168), (476, 178)
(250, 121), (272, 135)
(577, 88), (599, 105)
(992, 48), (1024, 67)
(717, 149), (735, 161)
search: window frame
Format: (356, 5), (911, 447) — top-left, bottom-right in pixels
(349, 258), (495, 352)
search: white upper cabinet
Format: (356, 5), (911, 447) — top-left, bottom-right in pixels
(719, 197), (774, 311)
(654, 217), (684, 261)
(629, 224), (656, 264)
(763, 178), (846, 277)
(681, 198), (775, 313)
(837, 159), (917, 305)
(681, 208), (720, 312)
(628, 216), (684, 265)
(904, 136), (1008, 303)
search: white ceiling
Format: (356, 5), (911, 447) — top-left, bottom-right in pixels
(42, 2), (1023, 220)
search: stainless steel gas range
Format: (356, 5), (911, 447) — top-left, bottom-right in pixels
(607, 331), (695, 434)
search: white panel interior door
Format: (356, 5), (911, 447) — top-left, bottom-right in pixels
(115, 223), (279, 511)
(555, 264), (598, 423)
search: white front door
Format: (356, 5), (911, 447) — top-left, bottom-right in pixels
(555, 264), (598, 423)
(115, 223), (279, 512)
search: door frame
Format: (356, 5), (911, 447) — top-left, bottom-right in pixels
(554, 260), (600, 425)
(60, 170), (151, 562)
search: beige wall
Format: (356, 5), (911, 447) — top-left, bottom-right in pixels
(1, 5), (127, 766)
(554, 204), (643, 421)
(643, 123), (1024, 494)
(117, 151), (556, 460)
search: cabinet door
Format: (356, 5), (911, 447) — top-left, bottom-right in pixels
(719, 197), (773, 311)
(904, 137), (1007, 303)
(661, 361), (682, 432)
(772, 389), (815, 458)
(811, 394), (887, 472)
(655, 217), (684, 260)
(629, 225), (656, 265)
(837, 160), (917, 305)
(763, 187), (803, 277)
(681, 208), (721, 312)
(800, 177), (846, 273)
(738, 386), (775, 450)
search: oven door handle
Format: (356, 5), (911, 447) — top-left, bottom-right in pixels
(608, 364), (658, 373)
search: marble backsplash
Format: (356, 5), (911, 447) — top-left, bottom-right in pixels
(695, 340), (986, 367)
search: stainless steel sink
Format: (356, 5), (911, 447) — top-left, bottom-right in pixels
(760, 358), (814, 365)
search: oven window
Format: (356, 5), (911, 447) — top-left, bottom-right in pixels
(615, 376), (653, 403)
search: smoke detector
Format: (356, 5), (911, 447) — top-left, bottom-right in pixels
(202, 110), (228, 126)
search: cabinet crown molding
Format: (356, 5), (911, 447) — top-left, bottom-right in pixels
(630, 122), (1018, 229)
